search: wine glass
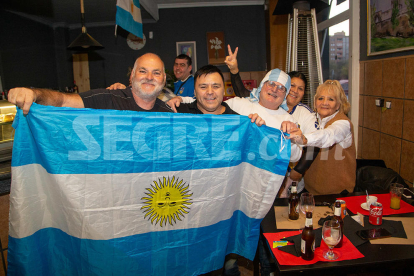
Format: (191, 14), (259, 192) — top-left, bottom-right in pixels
(299, 193), (315, 216)
(322, 220), (342, 260)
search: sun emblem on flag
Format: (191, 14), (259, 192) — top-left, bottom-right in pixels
(141, 177), (193, 227)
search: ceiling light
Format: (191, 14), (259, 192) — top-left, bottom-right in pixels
(68, 0), (103, 51)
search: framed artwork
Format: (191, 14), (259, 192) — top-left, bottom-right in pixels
(368, 0), (414, 56)
(207, 32), (226, 65)
(176, 41), (197, 71)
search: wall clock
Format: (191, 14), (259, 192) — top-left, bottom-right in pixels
(127, 33), (146, 50)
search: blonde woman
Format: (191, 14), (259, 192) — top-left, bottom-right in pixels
(282, 80), (356, 195)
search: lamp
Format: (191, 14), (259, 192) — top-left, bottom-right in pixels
(68, 0), (103, 50)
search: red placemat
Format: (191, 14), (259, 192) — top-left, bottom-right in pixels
(264, 231), (364, 265)
(337, 194), (414, 216)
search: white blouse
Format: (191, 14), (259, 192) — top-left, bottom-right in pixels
(305, 111), (352, 149)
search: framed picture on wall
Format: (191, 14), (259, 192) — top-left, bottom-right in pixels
(176, 41), (197, 71)
(207, 32), (226, 65)
(368, 0), (414, 56)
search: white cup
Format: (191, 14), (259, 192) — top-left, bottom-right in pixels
(366, 196), (378, 207)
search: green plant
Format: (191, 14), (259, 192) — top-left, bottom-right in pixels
(405, 0), (414, 25)
(391, 1), (400, 30)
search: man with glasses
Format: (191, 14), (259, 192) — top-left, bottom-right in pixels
(168, 68), (301, 163)
(173, 54), (194, 97)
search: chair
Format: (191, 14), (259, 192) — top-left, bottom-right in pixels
(356, 159), (386, 170)
(355, 160), (408, 192)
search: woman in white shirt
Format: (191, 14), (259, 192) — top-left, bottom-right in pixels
(284, 80), (356, 195)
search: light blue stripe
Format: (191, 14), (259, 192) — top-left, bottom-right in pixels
(116, 6), (143, 38)
(8, 210), (260, 276)
(12, 104), (291, 176)
(133, 0), (140, 9)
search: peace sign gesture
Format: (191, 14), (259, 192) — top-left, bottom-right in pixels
(224, 44), (239, 74)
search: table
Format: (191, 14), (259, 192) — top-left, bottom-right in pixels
(261, 191), (414, 275)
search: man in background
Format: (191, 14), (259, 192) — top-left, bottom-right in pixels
(173, 54), (194, 97)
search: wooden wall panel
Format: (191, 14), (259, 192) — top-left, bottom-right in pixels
(382, 59), (404, 98)
(73, 53), (90, 93)
(364, 61), (382, 96)
(403, 100), (414, 142)
(360, 56), (414, 186)
(269, 0), (288, 71)
(405, 58), (414, 99)
(361, 128), (380, 159)
(379, 133), (402, 173)
(401, 141), (414, 183)
(250, 71), (267, 85)
(380, 98), (404, 138)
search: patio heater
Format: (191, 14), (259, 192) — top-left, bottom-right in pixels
(273, 0), (329, 108)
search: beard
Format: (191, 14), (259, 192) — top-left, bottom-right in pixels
(131, 76), (163, 100)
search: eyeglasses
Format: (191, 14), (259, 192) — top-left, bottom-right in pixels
(266, 81), (286, 93)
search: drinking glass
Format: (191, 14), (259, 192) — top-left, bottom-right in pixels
(299, 193), (315, 216)
(322, 220), (342, 260)
(390, 183), (404, 210)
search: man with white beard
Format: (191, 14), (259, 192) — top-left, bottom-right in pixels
(8, 53), (173, 114)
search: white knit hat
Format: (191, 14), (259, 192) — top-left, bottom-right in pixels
(249, 68), (291, 111)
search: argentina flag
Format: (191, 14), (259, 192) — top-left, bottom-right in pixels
(8, 104), (290, 276)
(116, 0), (143, 39)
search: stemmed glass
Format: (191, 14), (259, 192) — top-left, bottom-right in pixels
(322, 220), (342, 260)
(299, 193), (315, 216)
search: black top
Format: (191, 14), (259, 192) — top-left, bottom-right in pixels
(79, 87), (173, 113)
(176, 101), (239, 115)
(230, 72), (251, 98)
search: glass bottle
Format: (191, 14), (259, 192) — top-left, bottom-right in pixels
(288, 182), (299, 220)
(73, 81), (79, 93)
(333, 201), (344, 248)
(301, 212), (315, 260)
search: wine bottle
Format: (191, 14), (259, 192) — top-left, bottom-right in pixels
(288, 182), (299, 220)
(301, 212), (315, 260)
(333, 201), (344, 248)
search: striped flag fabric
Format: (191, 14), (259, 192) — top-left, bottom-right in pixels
(8, 104), (290, 276)
(116, 0), (143, 38)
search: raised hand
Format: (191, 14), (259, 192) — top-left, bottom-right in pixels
(224, 44), (239, 74)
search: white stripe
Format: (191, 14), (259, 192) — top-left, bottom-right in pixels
(10, 163), (282, 240)
(276, 73), (288, 87)
(117, 0), (142, 23)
